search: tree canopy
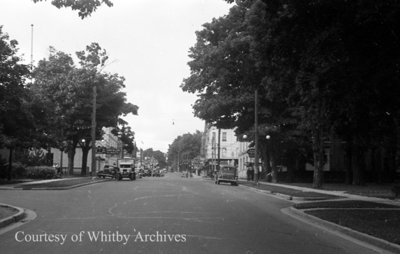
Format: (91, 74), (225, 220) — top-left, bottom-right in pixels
(0, 26), (31, 149)
(143, 148), (167, 168)
(32, 0), (113, 19)
(167, 131), (202, 170)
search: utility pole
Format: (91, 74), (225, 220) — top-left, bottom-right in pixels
(30, 24), (34, 71)
(217, 128), (221, 171)
(254, 88), (259, 184)
(90, 83), (97, 176)
(177, 149), (180, 172)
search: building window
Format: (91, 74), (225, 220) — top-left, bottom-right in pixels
(222, 132), (227, 142)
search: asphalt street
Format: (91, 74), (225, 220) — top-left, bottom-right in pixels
(0, 173), (384, 254)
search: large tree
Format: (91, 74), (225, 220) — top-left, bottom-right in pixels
(0, 27), (31, 179)
(182, 2), (298, 182)
(32, 43), (138, 175)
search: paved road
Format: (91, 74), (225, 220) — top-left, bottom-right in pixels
(0, 173), (382, 254)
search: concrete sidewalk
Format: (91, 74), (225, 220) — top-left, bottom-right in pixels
(0, 177), (108, 190)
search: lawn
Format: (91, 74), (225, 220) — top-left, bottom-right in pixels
(285, 182), (397, 199)
(294, 200), (400, 209)
(306, 209), (400, 245)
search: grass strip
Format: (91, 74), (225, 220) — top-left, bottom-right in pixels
(306, 209), (400, 245)
(16, 178), (101, 189)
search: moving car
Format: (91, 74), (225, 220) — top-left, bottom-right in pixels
(215, 166), (238, 186)
(116, 158), (136, 181)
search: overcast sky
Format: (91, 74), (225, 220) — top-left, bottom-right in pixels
(0, 0), (231, 153)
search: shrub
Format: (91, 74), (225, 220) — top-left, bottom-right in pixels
(0, 161), (27, 179)
(392, 185), (400, 199)
(25, 166), (57, 179)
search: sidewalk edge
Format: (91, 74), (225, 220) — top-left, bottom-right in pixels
(0, 203), (25, 228)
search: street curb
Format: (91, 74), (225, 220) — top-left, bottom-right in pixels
(0, 203), (25, 228)
(282, 207), (400, 254)
(19, 178), (110, 190)
(238, 184), (295, 201)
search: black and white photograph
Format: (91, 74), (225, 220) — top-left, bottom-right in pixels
(0, 0), (400, 253)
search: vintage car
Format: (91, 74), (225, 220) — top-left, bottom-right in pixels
(215, 166), (238, 186)
(116, 164), (136, 181)
(97, 165), (118, 179)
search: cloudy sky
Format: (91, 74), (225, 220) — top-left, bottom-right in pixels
(0, 0), (231, 152)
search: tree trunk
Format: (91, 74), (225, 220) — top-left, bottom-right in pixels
(312, 127), (324, 189)
(68, 149), (75, 175)
(351, 138), (364, 185)
(81, 147), (90, 176)
(265, 145), (272, 182)
(285, 151), (295, 183)
(7, 147), (13, 180)
(271, 156), (278, 183)
(345, 137), (352, 184)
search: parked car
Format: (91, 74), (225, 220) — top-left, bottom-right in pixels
(97, 165), (118, 179)
(215, 166), (238, 186)
(143, 169), (152, 177)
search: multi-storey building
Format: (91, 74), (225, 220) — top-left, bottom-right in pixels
(201, 123), (240, 176)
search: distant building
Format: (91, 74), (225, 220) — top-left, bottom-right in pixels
(95, 127), (121, 168)
(237, 141), (251, 179)
(52, 127), (122, 174)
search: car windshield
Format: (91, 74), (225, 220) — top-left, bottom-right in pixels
(221, 167), (235, 172)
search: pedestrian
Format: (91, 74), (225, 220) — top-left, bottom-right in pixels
(246, 165), (251, 181)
